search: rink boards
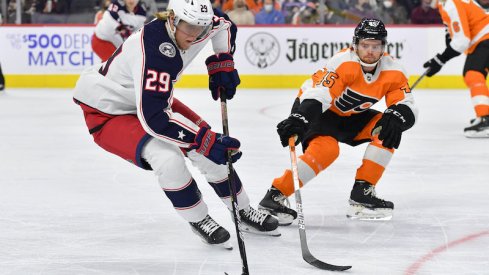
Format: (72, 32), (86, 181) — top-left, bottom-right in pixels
(0, 24), (466, 89)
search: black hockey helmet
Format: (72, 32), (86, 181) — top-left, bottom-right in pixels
(353, 18), (387, 45)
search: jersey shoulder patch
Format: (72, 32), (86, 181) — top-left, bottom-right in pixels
(143, 20), (182, 77)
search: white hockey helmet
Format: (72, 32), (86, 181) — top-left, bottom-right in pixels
(167, 0), (214, 28)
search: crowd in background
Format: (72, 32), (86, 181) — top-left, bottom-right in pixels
(3, 0), (489, 25)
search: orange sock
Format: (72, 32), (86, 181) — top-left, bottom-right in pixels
(464, 70), (489, 117)
(272, 136), (339, 196)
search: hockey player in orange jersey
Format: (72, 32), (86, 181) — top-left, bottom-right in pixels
(258, 18), (418, 222)
(424, 0), (489, 137)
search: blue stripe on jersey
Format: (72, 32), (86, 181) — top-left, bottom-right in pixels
(208, 171), (243, 198)
(141, 20), (196, 146)
(163, 179), (202, 209)
(108, 0), (122, 20)
(213, 8), (237, 54)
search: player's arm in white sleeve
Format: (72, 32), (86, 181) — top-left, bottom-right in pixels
(444, 0), (470, 53)
(210, 8), (236, 54)
(95, 1), (124, 46)
(131, 26), (200, 149)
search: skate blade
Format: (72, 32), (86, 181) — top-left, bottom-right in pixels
(258, 207), (295, 226)
(347, 205), (393, 221)
(239, 224), (281, 237)
(464, 129), (489, 138)
(199, 238), (233, 250)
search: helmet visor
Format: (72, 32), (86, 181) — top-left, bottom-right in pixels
(176, 20), (212, 39)
(357, 39), (385, 53)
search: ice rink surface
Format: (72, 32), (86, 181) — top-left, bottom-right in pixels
(0, 88), (488, 275)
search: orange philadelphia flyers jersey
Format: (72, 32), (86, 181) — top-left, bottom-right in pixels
(297, 48), (417, 118)
(437, 0), (489, 54)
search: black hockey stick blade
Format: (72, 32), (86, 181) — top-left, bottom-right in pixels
(299, 225), (352, 271)
(303, 253), (352, 271)
(290, 137), (352, 272)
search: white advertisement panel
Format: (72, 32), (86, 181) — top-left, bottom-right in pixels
(0, 26), (100, 74)
(185, 26), (465, 77)
(0, 25), (464, 77)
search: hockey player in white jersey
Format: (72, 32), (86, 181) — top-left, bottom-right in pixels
(74, 0), (279, 249)
(92, 0), (147, 61)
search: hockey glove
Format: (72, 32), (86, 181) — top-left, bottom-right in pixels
(205, 53), (241, 101)
(193, 127), (242, 165)
(277, 113), (309, 147)
(423, 54), (445, 77)
(373, 106), (410, 149)
(423, 45), (461, 77)
(116, 24), (133, 40)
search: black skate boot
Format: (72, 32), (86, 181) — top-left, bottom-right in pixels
(259, 187), (297, 226)
(238, 206), (281, 236)
(347, 180), (394, 220)
(189, 215), (232, 249)
(464, 115), (489, 138)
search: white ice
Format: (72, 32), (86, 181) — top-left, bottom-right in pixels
(0, 88), (488, 275)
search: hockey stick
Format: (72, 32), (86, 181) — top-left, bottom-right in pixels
(220, 92), (250, 275)
(288, 137), (352, 271)
(411, 69), (429, 90)
(372, 70), (428, 136)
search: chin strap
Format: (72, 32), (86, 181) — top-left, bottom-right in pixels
(165, 20), (179, 50)
(358, 58), (381, 68)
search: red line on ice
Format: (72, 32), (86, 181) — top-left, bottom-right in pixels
(404, 230), (489, 275)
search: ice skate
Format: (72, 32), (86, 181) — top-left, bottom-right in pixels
(464, 115), (489, 138)
(258, 187), (298, 226)
(190, 215), (232, 250)
(347, 180), (394, 221)
(238, 206), (281, 236)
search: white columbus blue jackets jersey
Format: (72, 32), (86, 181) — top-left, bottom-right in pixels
(94, 0), (147, 48)
(74, 11), (236, 149)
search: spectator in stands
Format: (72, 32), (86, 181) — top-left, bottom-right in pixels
(221, 0), (265, 14)
(227, 0), (255, 25)
(381, 0), (409, 24)
(398, 0), (418, 16)
(410, 0), (442, 24)
(255, 0), (284, 24)
(34, 0), (71, 14)
(344, 0), (377, 24)
(94, 0), (111, 24)
(140, 0), (157, 20)
(282, 0), (302, 24)
(324, 0), (350, 24)
(291, 1), (319, 25)
(92, 0), (146, 61)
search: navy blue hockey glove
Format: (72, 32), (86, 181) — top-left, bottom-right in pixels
(277, 113), (309, 147)
(205, 53), (240, 101)
(373, 107), (407, 149)
(193, 127), (242, 165)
